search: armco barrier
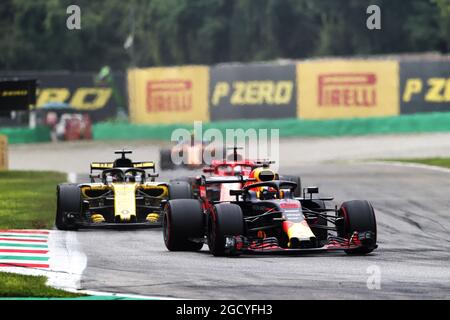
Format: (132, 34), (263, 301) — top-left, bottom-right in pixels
(93, 112), (450, 141)
(0, 126), (51, 144)
(0, 135), (7, 169)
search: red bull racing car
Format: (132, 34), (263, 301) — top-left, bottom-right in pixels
(162, 167), (377, 256)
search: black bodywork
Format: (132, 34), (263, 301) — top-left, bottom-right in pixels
(188, 176), (377, 255)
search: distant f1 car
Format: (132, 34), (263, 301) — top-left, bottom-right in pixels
(171, 146), (302, 198)
(55, 150), (192, 230)
(162, 167), (377, 256)
(201, 147), (302, 196)
(159, 136), (226, 170)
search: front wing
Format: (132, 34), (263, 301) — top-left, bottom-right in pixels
(224, 231), (377, 255)
(65, 212), (162, 229)
(75, 221), (162, 229)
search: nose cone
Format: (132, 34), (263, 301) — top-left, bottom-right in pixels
(112, 183), (137, 222)
(283, 220), (316, 248)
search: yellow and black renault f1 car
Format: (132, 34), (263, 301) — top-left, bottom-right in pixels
(55, 150), (192, 230)
(163, 167), (377, 256)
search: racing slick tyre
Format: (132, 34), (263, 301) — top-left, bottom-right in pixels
(168, 181), (193, 199)
(170, 177), (198, 197)
(208, 203), (244, 257)
(55, 184), (81, 231)
(163, 199), (204, 251)
(280, 175), (302, 197)
(160, 149), (174, 170)
(338, 200), (377, 255)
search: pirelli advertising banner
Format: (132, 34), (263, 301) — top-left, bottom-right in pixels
(0, 135), (7, 170)
(210, 64), (296, 120)
(128, 66), (209, 124)
(400, 61), (450, 114)
(297, 61), (400, 119)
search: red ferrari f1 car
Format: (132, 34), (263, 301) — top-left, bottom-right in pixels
(172, 146), (303, 197)
(162, 167), (377, 256)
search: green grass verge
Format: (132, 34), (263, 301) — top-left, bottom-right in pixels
(0, 170), (86, 298)
(385, 158), (450, 169)
(0, 171), (66, 229)
(0, 273), (83, 298)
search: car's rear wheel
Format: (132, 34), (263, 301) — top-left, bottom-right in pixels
(208, 203), (244, 256)
(338, 200), (377, 255)
(160, 149), (174, 170)
(55, 184), (80, 231)
(171, 177), (199, 197)
(280, 175), (302, 197)
(163, 199), (204, 251)
(168, 181), (193, 199)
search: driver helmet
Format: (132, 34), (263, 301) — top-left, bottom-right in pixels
(245, 167), (277, 199)
(125, 172), (136, 182)
(112, 172), (123, 182)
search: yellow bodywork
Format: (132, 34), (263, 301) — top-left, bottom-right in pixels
(80, 182), (169, 223)
(146, 213), (160, 223)
(112, 183), (137, 221)
(91, 214), (106, 223)
(286, 221), (316, 248)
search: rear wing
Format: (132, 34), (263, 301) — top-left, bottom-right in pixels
(90, 162), (114, 172)
(90, 161), (156, 173)
(133, 162), (156, 171)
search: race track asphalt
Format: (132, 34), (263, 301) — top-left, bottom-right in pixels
(74, 163), (450, 299)
(8, 136), (450, 299)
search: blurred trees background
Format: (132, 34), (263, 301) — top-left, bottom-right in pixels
(0, 0), (448, 71)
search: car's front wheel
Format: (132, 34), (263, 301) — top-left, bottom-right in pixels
(338, 200), (377, 255)
(163, 199), (204, 251)
(208, 203), (244, 256)
(55, 184), (81, 231)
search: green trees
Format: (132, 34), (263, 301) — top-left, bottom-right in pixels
(0, 0), (448, 71)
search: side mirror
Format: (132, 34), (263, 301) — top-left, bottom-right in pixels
(306, 186), (319, 194)
(303, 186), (319, 199)
(203, 167), (214, 173)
